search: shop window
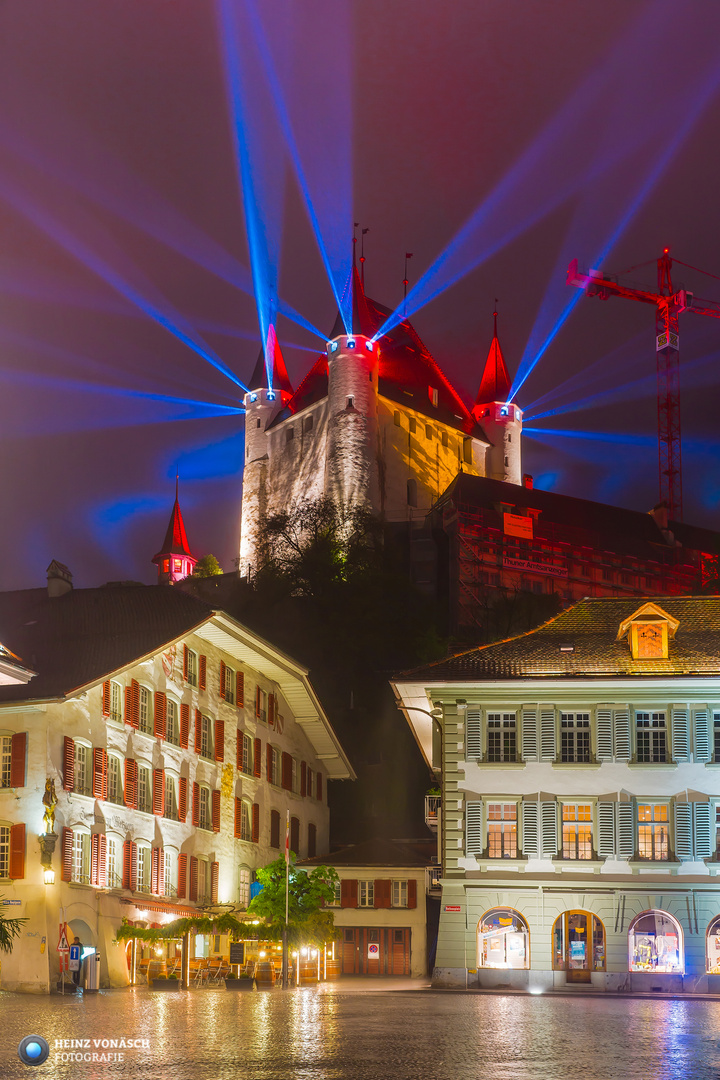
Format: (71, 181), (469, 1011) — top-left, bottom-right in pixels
(552, 912), (605, 976)
(560, 713), (590, 763)
(638, 804), (669, 860)
(487, 803), (517, 858)
(707, 916), (720, 973)
(628, 910), (683, 973)
(562, 804), (593, 860)
(487, 713), (516, 762)
(477, 908), (529, 970)
(636, 711), (667, 763)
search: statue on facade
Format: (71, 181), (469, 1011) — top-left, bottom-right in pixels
(42, 778), (58, 834)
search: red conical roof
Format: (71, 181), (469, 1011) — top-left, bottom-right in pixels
(152, 480), (194, 562)
(473, 315), (511, 412)
(248, 325), (294, 401)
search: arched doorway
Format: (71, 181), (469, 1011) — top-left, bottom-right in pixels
(477, 908), (529, 969)
(708, 916), (720, 973)
(552, 911), (606, 983)
(628, 910), (683, 973)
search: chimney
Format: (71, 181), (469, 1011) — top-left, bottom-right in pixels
(47, 560), (73, 598)
(523, 474), (533, 490)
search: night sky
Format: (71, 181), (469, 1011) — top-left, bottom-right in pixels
(2, 0), (720, 592)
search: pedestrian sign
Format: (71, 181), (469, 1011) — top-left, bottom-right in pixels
(57, 924), (69, 952)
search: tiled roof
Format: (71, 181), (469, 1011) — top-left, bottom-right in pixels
(473, 330), (511, 409)
(299, 837), (435, 868)
(402, 596), (720, 680)
(153, 497), (194, 560)
(0, 584), (213, 702)
(248, 325), (293, 399)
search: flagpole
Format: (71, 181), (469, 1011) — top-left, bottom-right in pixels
(282, 809), (290, 989)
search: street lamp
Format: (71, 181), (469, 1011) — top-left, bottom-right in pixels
(43, 867), (55, 886)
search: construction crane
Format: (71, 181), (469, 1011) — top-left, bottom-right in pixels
(567, 250), (720, 522)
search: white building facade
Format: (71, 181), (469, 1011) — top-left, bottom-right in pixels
(394, 597), (720, 993)
(0, 581), (353, 993)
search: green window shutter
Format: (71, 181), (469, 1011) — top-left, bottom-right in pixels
(466, 710), (482, 761)
(540, 710), (556, 763)
(597, 802), (616, 857)
(694, 803), (712, 859)
(541, 801), (558, 857)
(521, 708), (538, 762)
(616, 803), (634, 859)
(521, 801), (539, 857)
(671, 706), (690, 763)
(693, 709), (711, 763)
(613, 708), (631, 761)
(596, 708), (613, 762)
(465, 802), (483, 856)
(674, 802), (692, 860)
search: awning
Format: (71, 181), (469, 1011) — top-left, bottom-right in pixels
(120, 898), (197, 919)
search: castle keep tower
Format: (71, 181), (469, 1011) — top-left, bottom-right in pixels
(472, 313), (523, 484)
(324, 324), (380, 512)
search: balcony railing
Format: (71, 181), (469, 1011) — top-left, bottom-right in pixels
(425, 794), (441, 829)
(426, 865), (442, 892)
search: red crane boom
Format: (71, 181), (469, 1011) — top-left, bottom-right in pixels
(568, 250), (720, 522)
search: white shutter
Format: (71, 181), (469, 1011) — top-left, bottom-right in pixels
(597, 802), (616, 857)
(466, 709), (482, 761)
(613, 708), (631, 761)
(465, 801), (483, 855)
(540, 709), (556, 762)
(674, 802), (692, 860)
(616, 803), (634, 859)
(596, 708), (613, 762)
(693, 709), (711, 763)
(521, 801), (539, 856)
(521, 708), (538, 762)
(694, 803), (712, 859)
(541, 801), (558, 857)
(671, 707), (690, 763)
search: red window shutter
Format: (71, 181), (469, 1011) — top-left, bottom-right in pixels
(374, 879), (390, 909)
(212, 789), (221, 833)
(219, 661), (226, 699)
(300, 761), (307, 797)
(154, 692), (167, 739)
(123, 839), (136, 891)
(63, 736), (75, 791)
(124, 759), (138, 809)
(177, 853), (188, 899)
(178, 776), (187, 822)
(93, 747), (108, 800)
(407, 879), (417, 909)
(91, 834), (100, 887)
(194, 710), (202, 754)
(308, 823), (317, 859)
(290, 815), (299, 855)
(180, 704), (190, 749)
(255, 685), (261, 717)
(183, 644), (189, 682)
(266, 744), (273, 781)
(9, 823), (25, 879)
(10, 732), (26, 788)
(234, 797), (242, 839)
(281, 752), (292, 790)
(254, 738), (262, 777)
(215, 719), (225, 762)
(98, 835), (107, 888)
(199, 654), (207, 691)
(236, 671), (244, 708)
(153, 768), (165, 816)
(189, 856), (198, 901)
(268, 692), (275, 726)
(236, 729), (242, 770)
(61, 828), (73, 882)
(131, 680), (140, 728)
(252, 803), (259, 843)
(210, 861), (219, 903)
(341, 879), (358, 909)
(316, 772), (323, 803)
(102, 680), (111, 716)
(151, 847), (160, 895)
(192, 782), (200, 826)
(270, 810), (280, 848)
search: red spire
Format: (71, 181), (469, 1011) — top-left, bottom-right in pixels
(152, 477), (197, 583)
(473, 310), (511, 415)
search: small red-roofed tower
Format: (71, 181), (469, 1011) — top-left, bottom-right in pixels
(152, 478), (197, 584)
(472, 311), (523, 484)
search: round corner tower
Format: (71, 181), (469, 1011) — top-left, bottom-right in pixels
(473, 313), (523, 485)
(323, 333), (381, 514)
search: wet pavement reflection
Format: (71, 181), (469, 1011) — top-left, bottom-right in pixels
(1, 984), (719, 1079)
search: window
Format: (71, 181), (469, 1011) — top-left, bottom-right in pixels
(291, 757), (299, 794)
(138, 687), (152, 735)
(137, 766), (152, 814)
(487, 714), (516, 763)
(257, 689), (268, 723)
(629, 910), (683, 973)
(392, 880), (408, 908)
(562, 804), (593, 860)
(164, 849), (178, 898)
(167, 700), (180, 746)
(0, 825), (8, 878)
(425, 424), (433, 439)
(553, 911), (606, 972)
(186, 649), (198, 687)
(393, 410), (401, 427)
(164, 775), (178, 821)
(286, 427), (294, 443)
(107, 837), (121, 889)
(478, 908), (529, 970)
(303, 415), (314, 434)
(268, 747), (280, 786)
(240, 800), (252, 842)
(487, 803), (517, 858)
(441, 431), (448, 448)
(224, 665), (235, 705)
(110, 682), (123, 724)
(199, 787), (211, 831)
(359, 880), (374, 907)
(238, 866), (251, 908)
(329, 881), (341, 907)
(137, 845), (151, 893)
(74, 744), (92, 797)
(72, 831), (91, 884)
(242, 734), (253, 775)
(636, 711), (667, 763)
(714, 712), (720, 761)
(715, 805), (720, 859)
(197, 859), (209, 902)
(306, 769), (314, 800)
(560, 713), (591, 763)
(199, 714), (213, 760)
(638, 804), (669, 860)
(0, 738), (10, 789)
(108, 757), (123, 804)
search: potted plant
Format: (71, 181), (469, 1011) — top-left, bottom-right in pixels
(149, 973), (182, 991)
(225, 971), (255, 990)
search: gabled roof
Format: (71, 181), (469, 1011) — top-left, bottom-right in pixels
(248, 324), (293, 400)
(473, 318), (511, 410)
(299, 837), (435, 868)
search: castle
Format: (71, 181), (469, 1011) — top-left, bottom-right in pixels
(239, 268), (522, 575)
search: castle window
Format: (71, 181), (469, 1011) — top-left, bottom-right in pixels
(346, 396), (354, 409)
(303, 415), (314, 433)
(286, 428), (294, 443)
(441, 431), (448, 448)
(409, 417), (417, 434)
(504, 456), (509, 467)
(256, 419), (261, 429)
(394, 411), (402, 427)
(464, 438), (473, 464)
(508, 434), (512, 443)
(426, 424), (433, 439)
(407, 479), (418, 507)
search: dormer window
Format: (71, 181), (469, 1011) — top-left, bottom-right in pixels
(617, 602), (679, 660)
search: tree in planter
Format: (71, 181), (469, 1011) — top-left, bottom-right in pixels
(247, 855), (339, 948)
(0, 897), (26, 954)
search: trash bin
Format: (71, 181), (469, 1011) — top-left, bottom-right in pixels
(85, 951), (100, 992)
